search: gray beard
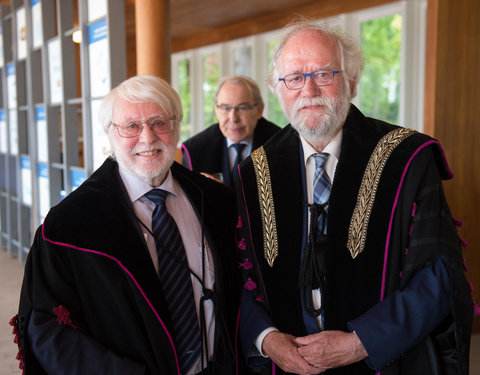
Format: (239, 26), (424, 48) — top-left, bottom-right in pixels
(287, 94), (351, 145)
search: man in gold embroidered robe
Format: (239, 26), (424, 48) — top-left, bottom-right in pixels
(236, 19), (473, 375)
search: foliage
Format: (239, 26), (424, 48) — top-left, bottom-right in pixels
(359, 14), (402, 125)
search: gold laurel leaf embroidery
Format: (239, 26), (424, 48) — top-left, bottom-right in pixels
(251, 147), (279, 267)
(347, 128), (417, 259)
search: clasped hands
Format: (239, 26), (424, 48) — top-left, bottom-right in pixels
(261, 330), (368, 375)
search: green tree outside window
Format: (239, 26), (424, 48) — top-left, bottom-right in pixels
(178, 58), (191, 142)
(202, 52), (220, 129)
(359, 14), (402, 125)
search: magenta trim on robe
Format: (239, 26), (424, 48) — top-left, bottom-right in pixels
(41, 223), (182, 375)
(381, 140), (449, 302)
(181, 143), (193, 171)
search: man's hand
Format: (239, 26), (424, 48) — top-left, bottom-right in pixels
(296, 330), (368, 369)
(262, 331), (323, 375)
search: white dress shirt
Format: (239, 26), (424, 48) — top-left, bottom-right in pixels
(119, 166), (215, 375)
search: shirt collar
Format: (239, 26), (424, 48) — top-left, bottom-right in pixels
(118, 166), (180, 203)
(226, 136), (253, 148)
(300, 129), (342, 181)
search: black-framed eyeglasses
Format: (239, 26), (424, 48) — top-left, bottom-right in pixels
(279, 70), (343, 90)
(110, 117), (175, 138)
(216, 104), (257, 113)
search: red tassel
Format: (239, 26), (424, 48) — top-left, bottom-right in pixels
(255, 296), (263, 303)
(473, 300), (480, 316)
(453, 218), (464, 227)
(244, 278), (257, 291)
(239, 258), (253, 270)
(237, 238), (247, 251)
(411, 202), (417, 217)
(236, 216), (243, 229)
(460, 237), (469, 248)
(53, 305), (78, 329)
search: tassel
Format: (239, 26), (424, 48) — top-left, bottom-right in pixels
(459, 237), (469, 248)
(53, 305), (77, 329)
(239, 259), (253, 270)
(474, 300), (480, 316)
(244, 278), (257, 291)
(453, 218), (464, 227)
(236, 216), (243, 229)
(237, 238), (246, 250)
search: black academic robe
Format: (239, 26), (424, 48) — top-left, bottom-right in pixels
(181, 117), (280, 187)
(14, 158), (241, 375)
(237, 105), (472, 374)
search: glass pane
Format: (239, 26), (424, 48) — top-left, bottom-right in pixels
(267, 39), (288, 127)
(202, 52), (220, 129)
(177, 58), (191, 142)
(359, 14), (402, 125)
(233, 46), (252, 77)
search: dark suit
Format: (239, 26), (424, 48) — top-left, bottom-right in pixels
(15, 158), (241, 374)
(237, 105), (472, 374)
(181, 117), (280, 187)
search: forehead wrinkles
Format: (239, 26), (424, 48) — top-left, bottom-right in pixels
(280, 30), (340, 73)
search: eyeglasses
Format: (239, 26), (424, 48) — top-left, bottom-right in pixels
(279, 70), (343, 90)
(110, 117), (175, 138)
(216, 104), (257, 114)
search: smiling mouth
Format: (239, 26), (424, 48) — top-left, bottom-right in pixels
(136, 150), (161, 156)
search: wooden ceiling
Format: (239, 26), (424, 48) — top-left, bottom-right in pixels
(125, 0), (396, 52)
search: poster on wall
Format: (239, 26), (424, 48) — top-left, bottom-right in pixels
(48, 38), (63, 104)
(71, 170), (86, 191)
(0, 23), (4, 68)
(7, 63), (17, 109)
(16, 7), (27, 60)
(88, 0), (107, 22)
(88, 18), (110, 98)
(38, 163), (50, 219)
(9, 110), (18, 155)
(32, 0), (43, 49)
(0, 111), (7, 153)
(36, 106), (48, 162)
(21, 156), (32, 206)
(90, 99), (110, 169)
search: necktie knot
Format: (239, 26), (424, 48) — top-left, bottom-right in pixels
(145, 189), (169, 207)
(232, 143), (246, 156)
(313, 152), (329, 171)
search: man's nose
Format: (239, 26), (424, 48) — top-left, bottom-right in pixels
(139, 123), (158, 143)
(302, 76), (322, 96)
(228, 108), (240, 121)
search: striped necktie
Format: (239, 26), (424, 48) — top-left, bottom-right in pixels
(145, 189), (202, 374)
(313, 153), (331, 233)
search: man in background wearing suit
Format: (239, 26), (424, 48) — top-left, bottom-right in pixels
(181, 76), (280, 187)
(14, 75), (241, 375)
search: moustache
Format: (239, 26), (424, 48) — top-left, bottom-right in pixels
(292, 97), (335, 115)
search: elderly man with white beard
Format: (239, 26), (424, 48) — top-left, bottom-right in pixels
(236, 20), (473, 375)
(14, 75), (242, 375)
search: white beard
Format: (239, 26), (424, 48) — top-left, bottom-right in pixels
(285, 89), (351, 146)
(110, 138), (177, 184)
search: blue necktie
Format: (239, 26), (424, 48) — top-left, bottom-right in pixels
(231, 143), (246, 186)
(145, 189), (202, 374)
(313, 153), (331, 233)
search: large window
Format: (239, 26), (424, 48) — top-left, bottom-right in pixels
(172, 0), (426, 141)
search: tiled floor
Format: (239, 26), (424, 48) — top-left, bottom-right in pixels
(0, 248), (479, 374)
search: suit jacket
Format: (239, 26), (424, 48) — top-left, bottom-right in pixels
(14, 158), (241, 375)
(181, 117), (280, 187)
(237, 105), (472, 374)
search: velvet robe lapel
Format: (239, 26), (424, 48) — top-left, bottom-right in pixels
(43, 158), (173, 329)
